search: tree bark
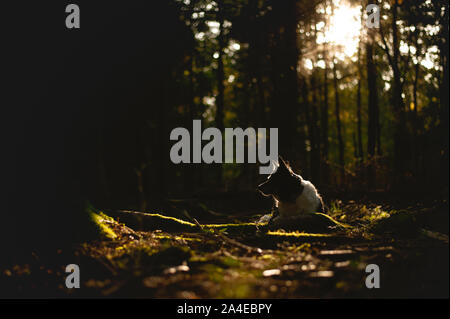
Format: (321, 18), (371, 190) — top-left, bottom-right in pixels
(321, 58), (330, 184)
(332, 61), (345, 184)
(356, 41), (363, 162)
(311, 72), (320, 183)
(216, 0), (225, 133)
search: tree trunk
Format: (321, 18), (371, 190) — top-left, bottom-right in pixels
(215, 0), (226, 185)
(270, 0), (299, 159)
(332, 61), (345, 184)
(380, 0), (406, 186)
(311, 72), (320, 183)
(321, 58), (330, 184)
(302, 77), (312, 179)
(439, 4), (449, 188)
(356, 42), (363, 162)
(412, 61), (419, 176)
(366, 41), (377, 159)
(216, 1), (225, 133)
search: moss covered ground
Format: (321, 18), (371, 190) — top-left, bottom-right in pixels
(1, 198), (448, 298)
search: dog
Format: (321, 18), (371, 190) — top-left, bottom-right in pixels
(258, 156), (324, 224)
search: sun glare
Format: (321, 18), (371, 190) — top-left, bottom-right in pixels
(317, 1), (362, 60)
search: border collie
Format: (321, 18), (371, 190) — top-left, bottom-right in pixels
(258, 156), (324, 223)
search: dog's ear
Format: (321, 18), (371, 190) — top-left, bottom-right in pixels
(278, 155), (289, 171)
(269, 159), (279, 174)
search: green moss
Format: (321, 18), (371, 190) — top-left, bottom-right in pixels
(205, 222), (260, 234)
(329, 200), (344, 214)
(361, 206), (392, 223)
(86, 206), (118, 240)
(101, 210), (348, 237)
(220, 283), (251, 298)
(90, 212), (118, 239)
(267, 230), (334, 238)
(153, 234), (202, 242)
(264, 213), (350, 233)
(315, 213), (351, 229)
(202, 264), (225, 283)
(221, 256), (241, 268)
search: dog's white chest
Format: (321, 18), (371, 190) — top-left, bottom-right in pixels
(278, 180), (321, 217)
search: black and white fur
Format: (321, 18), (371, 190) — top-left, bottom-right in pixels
(258, 156), (324, 224)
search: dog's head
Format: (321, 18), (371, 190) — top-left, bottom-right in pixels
(257, 156), (304, 203)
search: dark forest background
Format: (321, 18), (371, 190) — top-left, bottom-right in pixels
(1, 0), (448, 256)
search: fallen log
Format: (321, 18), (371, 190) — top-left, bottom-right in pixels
(103, 209), (347, 235)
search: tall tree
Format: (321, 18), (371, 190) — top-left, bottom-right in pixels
(332, 60), (345, 183)
(310, 70), (321, 182)
(366, 33), (379, 159)
(356, 39), (364, 162)
(321, 55), (330, 183)
(215, 0), (226, 133)
(379, 0), (409, 185)
(268, 0), (300, 159)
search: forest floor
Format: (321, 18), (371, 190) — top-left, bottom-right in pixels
(1, 195), (449, 298)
